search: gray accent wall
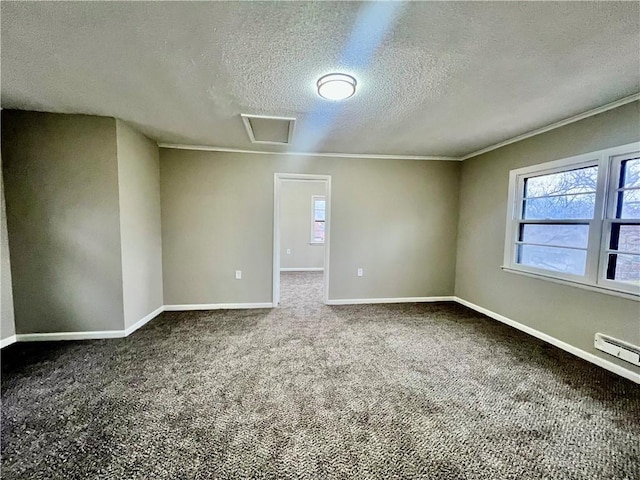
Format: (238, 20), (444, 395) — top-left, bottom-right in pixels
(1, 162), (16, 340)
(455, 101), (640, 375)
(2, 111), (125, 333)
(280, 180), (325, 270)
(160, 150), (461, 305)
(116, 120), (163, 329)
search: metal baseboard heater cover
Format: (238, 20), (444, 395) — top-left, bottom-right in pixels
(594, 333), (640, 366)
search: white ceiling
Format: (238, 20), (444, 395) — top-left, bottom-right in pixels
(2, 1), (639, 158)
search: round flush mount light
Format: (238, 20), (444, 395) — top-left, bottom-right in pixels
(317, 73), (357, 100)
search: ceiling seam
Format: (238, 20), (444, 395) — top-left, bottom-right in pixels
(155, 144), (460, 162)
(157, 93), (640, 162)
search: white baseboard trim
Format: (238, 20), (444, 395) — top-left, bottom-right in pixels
(1, 303), (273, 347)
(454, 296), (640, 384)
(5, 296), (637, 383)
(16, 330), (126, 342)
(326, 296), (455, 305)
(5, 306), (165, 345)
(124, 306), (164, 336)
(280, 268), (324, 272)
(0, 335), (17, 348)
(163, 302), (274, 311)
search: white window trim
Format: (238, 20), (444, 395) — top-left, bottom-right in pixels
(503, 141), (640, 300)
(310, 195), (326, 245)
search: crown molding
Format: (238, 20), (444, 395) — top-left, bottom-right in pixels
(156, 143), (461, 162)
(158, 93), (639, 162)
(459, 93), (640, 161)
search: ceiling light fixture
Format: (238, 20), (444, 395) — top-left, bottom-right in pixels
(317, 73), (357, 100)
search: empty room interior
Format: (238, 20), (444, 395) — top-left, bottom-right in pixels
(1, 1), (639, 479)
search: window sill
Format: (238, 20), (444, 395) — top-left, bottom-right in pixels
(501, 266), (640, 301)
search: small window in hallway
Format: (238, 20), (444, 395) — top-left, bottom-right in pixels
(311, 195), (325, 244)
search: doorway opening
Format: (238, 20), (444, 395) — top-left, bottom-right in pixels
(273, 173), (331, 306)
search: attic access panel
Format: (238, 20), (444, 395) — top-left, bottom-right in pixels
(241, 114), (296, 145)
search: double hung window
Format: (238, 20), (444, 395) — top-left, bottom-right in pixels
(504, 143), (640, 297)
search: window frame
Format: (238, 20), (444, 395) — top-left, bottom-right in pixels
(310, 195), (326, 245)
(503, 142), (640, 299)
(598, 152), (640, 293)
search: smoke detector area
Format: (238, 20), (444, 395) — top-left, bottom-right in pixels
(241, 114), (296, 145)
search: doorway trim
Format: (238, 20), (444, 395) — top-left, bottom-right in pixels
(273, 173), (331, 306)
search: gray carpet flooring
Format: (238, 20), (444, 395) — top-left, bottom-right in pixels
(2, 272), (639, 479)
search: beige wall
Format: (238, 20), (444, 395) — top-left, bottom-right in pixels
(0, 104), (636, 380)
(160, 150), (461, 305)
(455, 101), (640, 375)
(1, 162), (16, 341)
(116, 120), (163, 329)
(280, 180), (325, 270)
(2, 111), (125, 333)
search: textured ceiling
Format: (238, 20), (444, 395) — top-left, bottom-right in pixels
(2, 1), (639, 158)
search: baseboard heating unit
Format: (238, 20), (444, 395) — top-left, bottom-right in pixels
(594, 333), (640, 366)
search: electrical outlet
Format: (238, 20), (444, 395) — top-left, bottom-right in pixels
(235, 270), (242, 280)
(357, 268), (363, 277)
(286, 248), (291, 255)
